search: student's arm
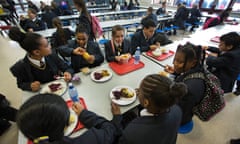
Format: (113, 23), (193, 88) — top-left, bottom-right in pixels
(130, 34), (139, 54)
(88, 42), (104, 66)
(58, 40), (75, 57)
(206, 53), (234, 68)
(104, 41), (116, 62)
(34, 20), (46, 31)
(51, 54), (74, 75)
(206, 46), (220, 54)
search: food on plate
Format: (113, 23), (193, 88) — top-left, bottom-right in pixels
(81, 67), (91, 75)
(69, 114), (76, 124)
(120, 54), (130, 63)
(152, 48), (162, 56)
(112, 88), (134, 100)
(48, 83), (62, 92)
(94, 70), (110, 80)
(161, 47), (169, 54)
(159, 71), (169, 77)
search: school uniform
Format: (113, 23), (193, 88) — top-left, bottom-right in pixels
(20, 18), (46, 32)
(206, 46), (240, 93)
(104, 39), (131, 62)
(156, 7), (166, 15)
(10, 54), (74, 91)
(131, 30), (155, 54)
(58, 40), (104, 72)
(174, 65), (205, 125)
(117, 105), (182, 144)
(64, 110), (122, 144)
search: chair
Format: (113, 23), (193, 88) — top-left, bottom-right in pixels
(178, 120), (194, 134)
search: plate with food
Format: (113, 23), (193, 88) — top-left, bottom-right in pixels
(64, 109), (78, 136)
(90, 68), (113, 82)
(39, 81), (67, 96)
(110, 86), (137, 105)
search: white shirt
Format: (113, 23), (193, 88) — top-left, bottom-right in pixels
(28, 56), (45, 67)
(140, 109), (154, 116)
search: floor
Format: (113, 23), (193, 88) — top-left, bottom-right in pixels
(0, 29), (240, 144)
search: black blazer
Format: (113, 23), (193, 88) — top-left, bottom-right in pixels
(131, 30), (155, 54)
(59, 40), (104, 72)
(206, 46), (240, 93)
(63, 110), (122, 144)
(175, 65), (205, 125)
(104, 39), (131, 62)
(20, 18), (46, 31)
(10, 54), (74, 91)
(118, 105), (182, 144)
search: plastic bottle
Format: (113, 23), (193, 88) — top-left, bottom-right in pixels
(134, 46), (141, 64)
(68, 83), (79, 102)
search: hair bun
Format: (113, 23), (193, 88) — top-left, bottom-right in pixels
(8, 27), (26, 44)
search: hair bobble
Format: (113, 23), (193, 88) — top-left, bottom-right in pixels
(33, 136), (49, 144)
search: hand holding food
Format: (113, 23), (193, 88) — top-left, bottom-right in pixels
(31, 81), (41, 92)
(164, 65), (174, 74)
(63, 72), (72, 82)
(73, 47), (83, 55)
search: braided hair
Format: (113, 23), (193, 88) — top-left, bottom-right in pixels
(176, 42), (205, 72)
(140, 74), (187, 110)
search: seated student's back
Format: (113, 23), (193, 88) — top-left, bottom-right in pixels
(112, 74), (187, 144)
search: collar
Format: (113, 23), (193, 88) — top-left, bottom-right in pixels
(114, 41), (121, 48)
(140, 109), (154, 117)
(142, 31), (148, 40)
(27, 56), (45, 67)
(32, 17), (37, 22)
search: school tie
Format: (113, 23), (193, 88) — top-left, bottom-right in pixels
(40, 61), (45, 68)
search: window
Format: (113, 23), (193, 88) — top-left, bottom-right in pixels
(201, 0), (231, 10)
(232, 0), (240, 12)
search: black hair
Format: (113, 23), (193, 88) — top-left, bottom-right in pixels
(220, 32), (240, 49)
(142, 19), (156, 29)
(176, 42), (205, 71)
(8, 27), (43, 54)
(75, 24), (88, 35)
(52, 17), (68, 45)
(140, 74), (187, 110)
(73, 0), (91, 22)
(17, 94), (70, 143)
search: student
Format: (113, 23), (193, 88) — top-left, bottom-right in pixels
(104, 25), (131, 62)
(141, 7), (158, 25)
(0, 93), (17, 135)
(73, 0), (95, 41)
(17, 93), (121, 144)
(174, 3), (189, 30)
(202, 11), (229, 30)
(20, 8), (45, 32)
(59, 24), (104, 72)
(112, 74), (187, 144)
(8, 27), (73, 92)
(165, 42), (206, 125)
(41, 6), (57, 29)
(51, 17), (74, 51)
(186, 3), (201, 31)
(202, 32), (240, 93)
(131, 19), (157, 54)
(156, 2), (167, 15)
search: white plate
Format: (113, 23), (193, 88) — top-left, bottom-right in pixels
(90, 68), (113, 82)
(39, 81), (67, 96)
(64, 109), (78, 136)
(110, 86), (137, 106)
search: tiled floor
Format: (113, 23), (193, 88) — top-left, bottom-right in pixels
(0, 29), (240, 144)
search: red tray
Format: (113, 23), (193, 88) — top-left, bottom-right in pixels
(210, 36), (220, 43)
(109, 58), (144, 75)
(27, 98), (87, 144)
(146, 50), (174, 61)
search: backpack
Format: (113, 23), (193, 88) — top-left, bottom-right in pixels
(183, 70), (225, 121)
(91, 15), (103, 39)
(203, 17), (220, 29)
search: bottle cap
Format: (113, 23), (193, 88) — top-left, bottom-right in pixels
(69, 82), (73, 88)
